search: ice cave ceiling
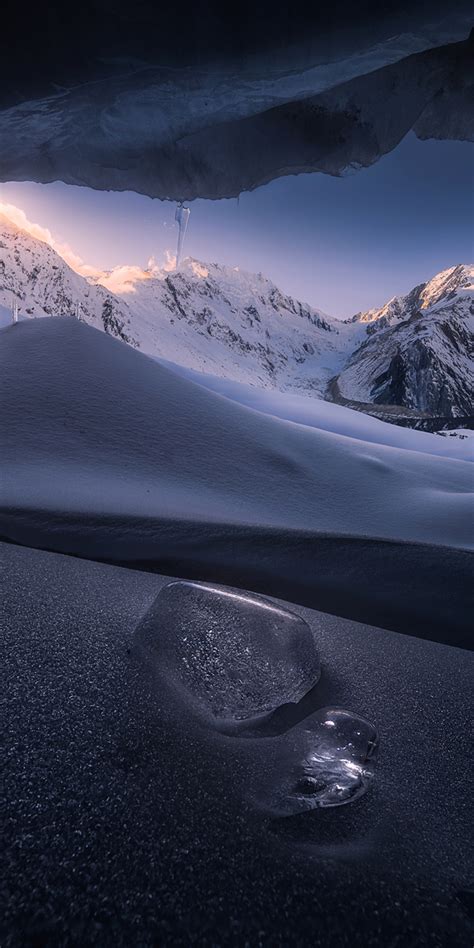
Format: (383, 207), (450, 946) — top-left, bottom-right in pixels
(1, 1), (473, 200)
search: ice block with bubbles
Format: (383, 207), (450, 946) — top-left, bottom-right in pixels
(134, 580), (320, 721)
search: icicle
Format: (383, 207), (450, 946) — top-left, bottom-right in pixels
(175, 202), (191, 269)
(12, 298), (19, 323)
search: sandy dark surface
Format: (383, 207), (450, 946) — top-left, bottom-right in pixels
(1, 540), (473, 946)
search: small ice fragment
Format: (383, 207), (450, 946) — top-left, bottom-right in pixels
(134, 581), (320, 720)
(253, 708), (379, 815)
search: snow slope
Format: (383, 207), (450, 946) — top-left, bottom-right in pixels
(1, 318), (472, 646)
(0, 302), (12, 329)
(154, 357), (474, 462)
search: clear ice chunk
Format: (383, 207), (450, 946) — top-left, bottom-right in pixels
(252, 708), (379, 815)
(134, 581), (320, 721)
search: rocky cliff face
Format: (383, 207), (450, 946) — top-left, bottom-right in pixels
(0, 5), (472, 200)
(336, 265), (474, 418)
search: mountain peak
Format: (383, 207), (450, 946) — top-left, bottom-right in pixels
(419, 263), (474, 310)
(335, 263), (474, 419)
(350, 263), (474, 328)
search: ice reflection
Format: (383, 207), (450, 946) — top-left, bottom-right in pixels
(252, 708), (379, 815)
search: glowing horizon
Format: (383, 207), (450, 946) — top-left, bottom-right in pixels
(0, 202), (179, 294)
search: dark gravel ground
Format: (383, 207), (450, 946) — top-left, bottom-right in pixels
(1, 540), (473, 947)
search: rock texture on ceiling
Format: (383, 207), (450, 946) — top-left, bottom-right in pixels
(1, 1), (473, 200)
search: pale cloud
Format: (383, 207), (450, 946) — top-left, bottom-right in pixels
(60, 248), (103, 280)
(97, 260), (163, 295)
(0, 202), (178, 295)
(163, 250), (177, 271)
(0, 202), (104, 280)
(1, 202), (58, 248)
(189, 260), (209, 278)
(95, 252), (183, 294)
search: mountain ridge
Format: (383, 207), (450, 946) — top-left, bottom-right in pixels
(1, 213), (472, 424)
(0, 214), (359, 395)
(348, 263), (474, 329)
(334, 263), (474, 420)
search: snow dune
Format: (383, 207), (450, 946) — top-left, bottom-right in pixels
(155, 357), (474, 462)
(0, 303), (13, 329)
(1, 318), (472, 646)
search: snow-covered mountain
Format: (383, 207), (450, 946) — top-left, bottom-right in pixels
(0, 215), (137, 345)
(349, 264), (474, 331)
(121, 259), (362, 393)
(0, 214), (359, 395)
(335, 265), (474, 418)
(1, 213), (472, 422)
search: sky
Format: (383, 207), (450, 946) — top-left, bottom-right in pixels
(1, 133), (473, 318)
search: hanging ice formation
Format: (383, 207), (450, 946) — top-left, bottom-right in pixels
(175, 202), (190, 268)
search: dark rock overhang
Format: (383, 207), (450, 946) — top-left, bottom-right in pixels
(1, 1), (472, 199)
